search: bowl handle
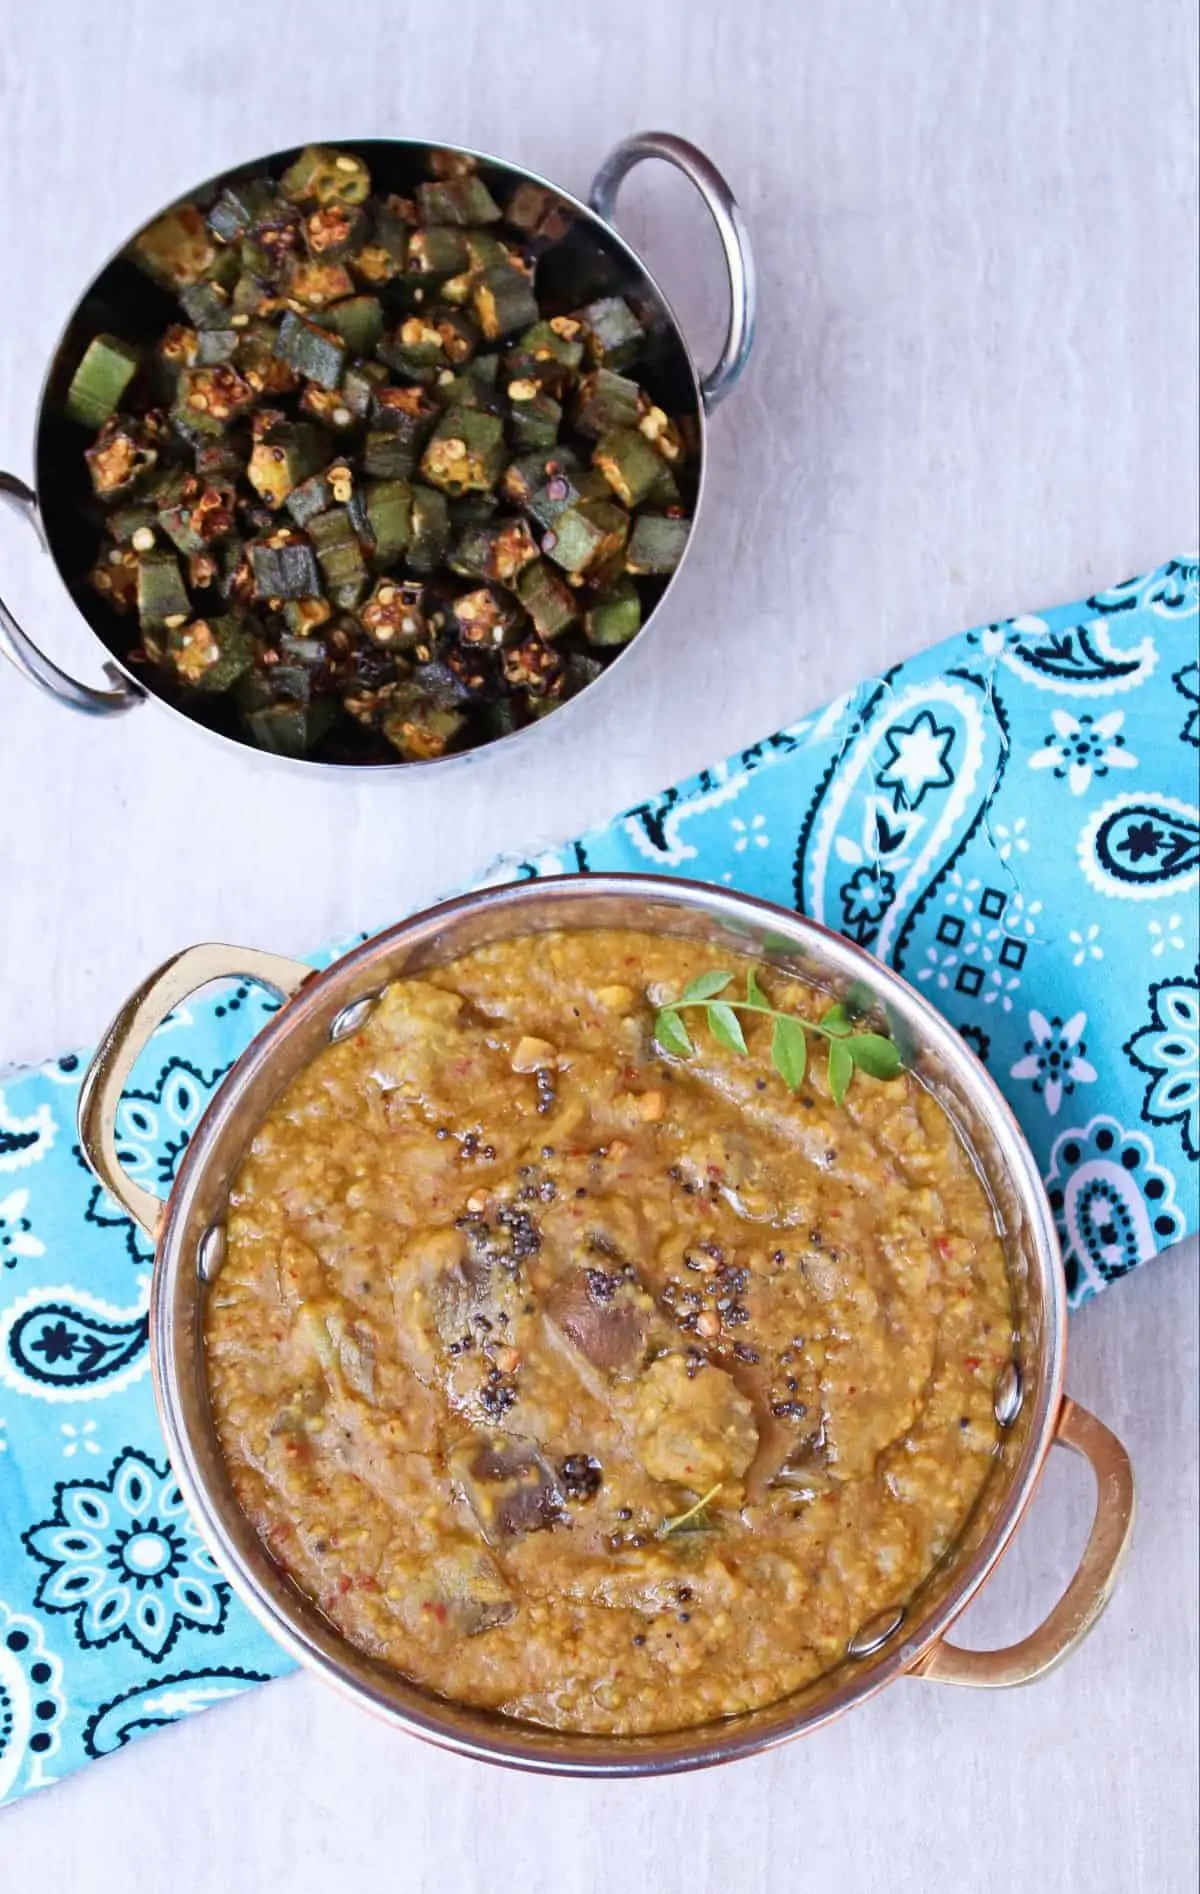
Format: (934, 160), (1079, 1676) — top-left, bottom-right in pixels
(0, 471), (144, 715)
(588, 132), (757, 412)
(77, 943), (314, 1240)
(911, 1396), (1135, 1688)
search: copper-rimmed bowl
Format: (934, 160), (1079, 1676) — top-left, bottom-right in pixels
(77, 875), (1134, 1773)
(0, 133), (754, 772)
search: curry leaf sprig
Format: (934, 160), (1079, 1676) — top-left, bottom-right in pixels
(653, 967), (903, 1105)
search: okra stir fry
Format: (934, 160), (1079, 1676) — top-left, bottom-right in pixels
(68, 145), (695, 761)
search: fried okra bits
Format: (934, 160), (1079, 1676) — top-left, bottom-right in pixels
(68, 146), (695, 762)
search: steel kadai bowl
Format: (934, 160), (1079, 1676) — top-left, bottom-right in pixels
(0, 132), (754, 772)
(77, 874), (1135, 1776)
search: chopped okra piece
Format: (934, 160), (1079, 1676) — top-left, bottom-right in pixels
(236, 325), (300, 397)
(637, 401), (686, 463)
(250, 532), (321, 600)
(524, 650), (602, 714)
(307, 506), (368, 605)
(243, 696), (336, 756)
(206, 178), (280, 245)
(408, 484), (451, 570)
(179, 279), (232, 331)
(370, 383), (439, 467)
(174, 364), (257, 436)
(359, 576), (427, 647)
(407, 227), (472, 276)
(280, 146), (371, 208)
(453, 585), (523, 647)
(341, 358), (389, 419)
(363, 429), (416, 479)
(158, 480), (237, 554)
(420, 407), (505, 494)
(381, 685), (465, 761)
(504, 181), (574, 243)
(577, 296), (645, 370)
(167, 611), (255, 692)
(246, 421), (327, 508)
(86, 413), (163, 498)
(321, 295), (384, 355)
(196, 329), (241, 365)
(129, 204), (216, 289)
(350, 241), (402, 287)
(372, 195), (413, 262)
(509, 318), (584, 391)
(107, 505), (158, 547)
(507, 385), (561, 450)
(542, 498), (628, 576)
(136, 548), (191, 630)
(154, 325), (200, 390)
(274, 310), (346, 389)
(573, 367), (641, 438)
(472, 265), (539, 341)
(526, 466), (607, 533)
(91, 544), (140, 612)
(500, 446), (581, 509)
(286, 257), (356, 309)
(502, 634), (562, 696)
(286, 469), (334, 527)
(303, 201), (369, 260)
(364, 479), (413, 566)
(195, 437), (247, 485)
(625, 511), (690, 575)
(282, 598), (333, 637)
(516, 559), (579, 639)
(584, 577), (641, 646)
(298, 384), (356, 430)
(449, 517), (540, 585)
(593, 426), (675, 507)
(417, 175), (502, 226)
(65, 335), (141, 431)
(432, 307), (479, 365)
(378, 314), (448, 380)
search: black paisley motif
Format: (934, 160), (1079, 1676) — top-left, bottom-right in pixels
(1007, 622), (1147, 684)
(1093, 802), (1199, 886)
(1174, 662), (1200, 748)
(82, 1666), (274, 1758)
(7, 1300), (149, 1389)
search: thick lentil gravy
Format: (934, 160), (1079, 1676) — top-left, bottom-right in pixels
(207, 929), (1013, 1734)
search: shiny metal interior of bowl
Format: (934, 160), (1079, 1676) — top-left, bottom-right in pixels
(153, 876), (1064, 1774)
(33, 140), (704, 766)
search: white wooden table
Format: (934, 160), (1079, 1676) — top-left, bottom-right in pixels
(1, 4), (1196, 1889)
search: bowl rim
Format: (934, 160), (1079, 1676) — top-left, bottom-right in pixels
(31, 135), (709, 777)
(151, 872), (1066, 1773)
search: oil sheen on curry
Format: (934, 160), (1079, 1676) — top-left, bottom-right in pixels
(207, 929), (1012, 1734)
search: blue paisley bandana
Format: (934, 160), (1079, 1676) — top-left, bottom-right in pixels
(1, 556), (1196, 1805)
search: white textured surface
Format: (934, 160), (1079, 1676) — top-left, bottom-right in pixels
(0, 2), (1197, 1888)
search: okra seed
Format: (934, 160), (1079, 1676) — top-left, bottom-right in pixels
(335, 154), (359, 171)
(131, 527), (156, 552)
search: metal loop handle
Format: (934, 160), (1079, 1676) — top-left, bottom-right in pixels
(912, 1396), (1136, 1688)
(588, 132), (757, 412)
(0, 470), (143, 715)
(77, 943), (313, 1240)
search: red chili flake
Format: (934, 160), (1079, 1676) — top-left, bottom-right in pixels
(964, 1355), (981, 1371)
(337, 1575), (352, 1594)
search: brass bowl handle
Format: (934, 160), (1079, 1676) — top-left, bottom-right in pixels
(588, 132), (756, 412)
(913, 1396), (1135, 1688)
(0, 471), (144, 714)
(77, 944), (313, 1241)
